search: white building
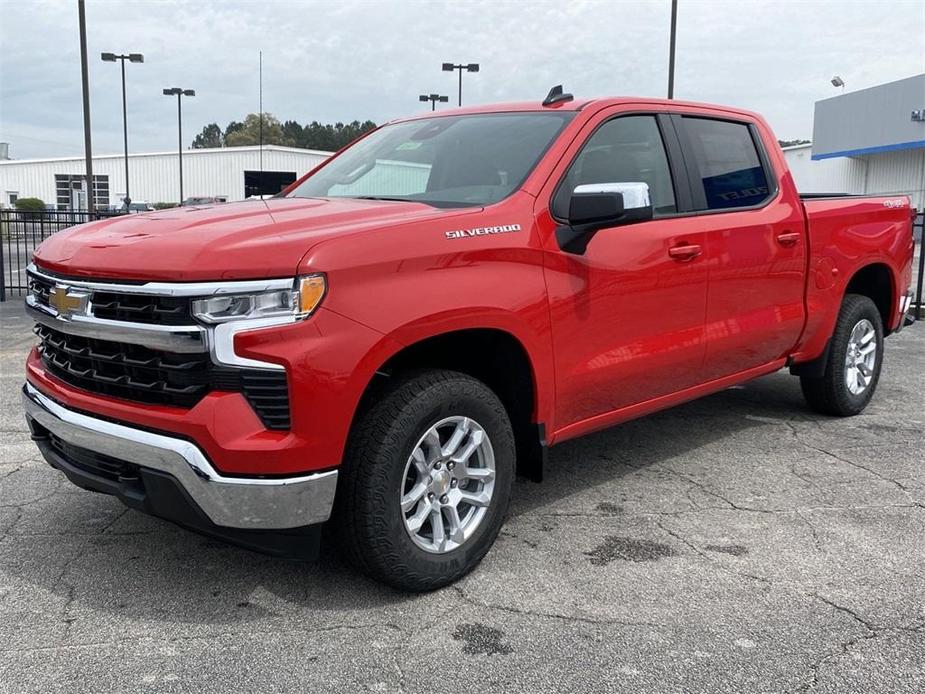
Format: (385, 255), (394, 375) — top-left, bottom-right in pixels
(0, 145), (331, 210)
(782, 74), (925, 209)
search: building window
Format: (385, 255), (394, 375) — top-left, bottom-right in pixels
(54, 174), (109, 210)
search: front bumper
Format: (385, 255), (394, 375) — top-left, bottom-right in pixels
(22, 383), (338, 533)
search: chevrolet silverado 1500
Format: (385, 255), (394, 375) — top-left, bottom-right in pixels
(22, 91), (916, 590)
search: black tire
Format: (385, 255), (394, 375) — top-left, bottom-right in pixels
(333, 369), (515, 591)
(800, 294), (884, 416)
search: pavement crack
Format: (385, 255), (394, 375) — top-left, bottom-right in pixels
(451, 585), (668, 629)
(655, 521), (772, 587)
(806, 444), (910, 492)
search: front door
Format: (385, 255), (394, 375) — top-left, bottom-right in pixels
(540, 114), (709, 430)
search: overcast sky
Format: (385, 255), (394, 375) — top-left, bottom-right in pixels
(1, 0), (923, 159)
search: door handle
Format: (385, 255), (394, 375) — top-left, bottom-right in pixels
(776, 231), (801, 247)
(668, 243), (702, 261)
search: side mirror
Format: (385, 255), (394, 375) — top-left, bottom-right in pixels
(557, 182), (653, 254)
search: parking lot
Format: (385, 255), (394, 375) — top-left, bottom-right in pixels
(0, 301), (922, 693)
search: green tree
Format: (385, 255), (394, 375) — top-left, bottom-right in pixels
(192, 123), (223, 149)
(281, 120), (305, 148)
(778, 139), (810, 148)
(224, 113), (287, 147)
(14, 197), (46, 220)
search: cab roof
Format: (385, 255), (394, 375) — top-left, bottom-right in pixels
(392, 97), (764, 124)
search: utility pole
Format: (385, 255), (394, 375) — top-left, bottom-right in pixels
(667, 0), (678, 99)
(259, 50), (263, 173)
(77, 0), (94, 214)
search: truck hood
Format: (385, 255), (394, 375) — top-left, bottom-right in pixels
(33, 197), (469, 281)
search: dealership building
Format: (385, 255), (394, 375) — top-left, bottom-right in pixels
(0, 144), (330, 209)
(783, 73), (925, 209)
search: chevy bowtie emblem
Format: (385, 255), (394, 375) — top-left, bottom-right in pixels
(48, 285), (89, 319)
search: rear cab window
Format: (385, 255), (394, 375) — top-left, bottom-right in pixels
(679, 117), (774, 211)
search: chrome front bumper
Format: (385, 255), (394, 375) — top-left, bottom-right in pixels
(22, 383), (337, 530)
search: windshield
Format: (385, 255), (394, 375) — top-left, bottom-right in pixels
(287, 112), (575, 207)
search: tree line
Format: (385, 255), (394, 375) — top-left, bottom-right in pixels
(192, 113), (378, 152)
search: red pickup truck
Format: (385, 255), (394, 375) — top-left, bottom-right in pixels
(23, 92), (915, 591)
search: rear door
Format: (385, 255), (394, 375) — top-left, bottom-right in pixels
(539, 111), (709, 429)
(673, 115), (807, 380)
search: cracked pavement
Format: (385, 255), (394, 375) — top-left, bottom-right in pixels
(1, 301), (923, 693)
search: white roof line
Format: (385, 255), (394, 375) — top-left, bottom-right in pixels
(0, 144), (333, 165)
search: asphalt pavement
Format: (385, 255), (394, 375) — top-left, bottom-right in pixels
(0, 301), (923, 693)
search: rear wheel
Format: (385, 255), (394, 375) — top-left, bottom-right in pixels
(333, 370), (515, 591)
(800, 294), (884, 416)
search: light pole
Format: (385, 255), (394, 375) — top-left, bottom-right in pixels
(101, 52), (143, 209)
(667, 0), (678, 99)
(419, 93), (449, 111)
(77, 0), (94, 214)
(162, 87), (195, 204)
(441, 62), (479, 106)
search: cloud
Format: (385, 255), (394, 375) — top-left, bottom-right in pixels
(1, 0), (923, 158)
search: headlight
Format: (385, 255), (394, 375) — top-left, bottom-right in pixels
(192, 275), (326, 324)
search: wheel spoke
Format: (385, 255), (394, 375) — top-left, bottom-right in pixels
(459, 490), (491, 507)
(406, 500), (432, 533)
(460, 465), (494, 482)
(444, 505), (465, 544)
(430, 507), (446, 549)
(450, 428), (484, 465)
(856, 369), (869, 388)
(442, 418), (470, 457)
(859, 342), (876, 356)
(857, 363), (872, 377)
(422, 429), (442, 461)
(860, 329), (875, 345)
(400, 482), (428, 513)
(410, 448), (429, 477)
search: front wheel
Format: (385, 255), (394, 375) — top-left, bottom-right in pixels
(800, 294), (884, 416)
(333, 370), (515, 591)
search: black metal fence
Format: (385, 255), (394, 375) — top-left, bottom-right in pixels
(1, 209), (125, 301)
(2, 208), (924, 310)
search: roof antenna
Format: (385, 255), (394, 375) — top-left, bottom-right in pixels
(542, 84), (573, 107)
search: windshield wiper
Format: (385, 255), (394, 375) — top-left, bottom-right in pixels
(351, 196), (415, 203)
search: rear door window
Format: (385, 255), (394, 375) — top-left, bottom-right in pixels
(681, 117), (771, 210)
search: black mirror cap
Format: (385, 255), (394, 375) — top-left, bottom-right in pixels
(568, 191), (624, 227)
(558, 192), (654, 255)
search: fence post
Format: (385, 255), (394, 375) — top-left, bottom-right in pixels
(0, 217), (5, 302)
(914, 211), (924, 317)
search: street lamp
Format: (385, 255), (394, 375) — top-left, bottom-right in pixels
(419, 93), (449, 111)
(441, 62), (479, 106)
(831, 76), (845, 92)
(101, 52), (143, 210)
(162, 87), (195, 204)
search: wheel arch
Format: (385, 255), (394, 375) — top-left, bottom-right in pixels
(844, 262), (896, 334)
(352, 323), (550, 482)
